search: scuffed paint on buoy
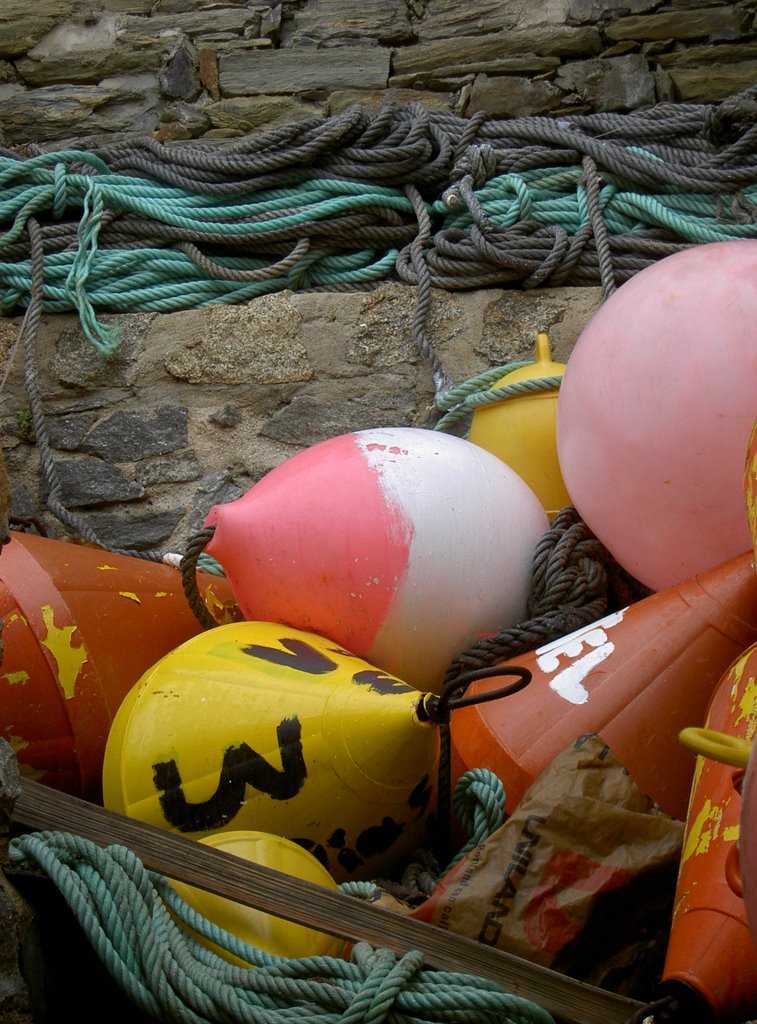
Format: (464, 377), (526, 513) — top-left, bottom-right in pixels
(0, 530), (240, 800)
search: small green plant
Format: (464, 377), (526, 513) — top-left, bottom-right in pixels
(16, 410), (35, 443)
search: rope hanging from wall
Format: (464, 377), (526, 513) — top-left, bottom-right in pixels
(1, 90), (757, 366)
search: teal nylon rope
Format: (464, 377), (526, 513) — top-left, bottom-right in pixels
(8, 814), (555, 1024)
(433, 360), (562, 434)
(3, 152), (757, 358)
(434, 165), (757, 242)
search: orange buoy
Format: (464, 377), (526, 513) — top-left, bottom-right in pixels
(660, 642), (757, 1022)
(0, 530), (238, 802)
(742, 741), (757, 951)
(450, 549), (757, 821)
(744, 413), (757, 567)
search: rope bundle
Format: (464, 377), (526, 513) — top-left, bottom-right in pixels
(441, 505), (652, 687)
(1, 92), (757, 359)
(8, 827), (555, 1024)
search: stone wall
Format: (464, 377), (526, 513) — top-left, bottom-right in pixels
(1, 8), (756, 1018)
(0, 0), (755, 557)
(0, 0), (755, 148)
(0, 284), (603, 554)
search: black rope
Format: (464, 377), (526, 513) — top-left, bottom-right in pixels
(418, 665), (533, 868)
(180, 524), (219, 630)
(623, 993), (680, 1024)
(441, 505), (653, 689)
(83, 91), (757, 196)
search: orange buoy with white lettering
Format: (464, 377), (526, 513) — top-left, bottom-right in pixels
(450, 549), (757, 821)
(660, 643), (757, 1023)
(0, 529), (239, 802)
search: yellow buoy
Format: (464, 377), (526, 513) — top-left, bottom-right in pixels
(102, 621), (439, 883)
(167, 829), (346, 964)
(468, 332), (570, 520)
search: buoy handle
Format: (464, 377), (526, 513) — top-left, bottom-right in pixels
(534, 331), (553, 364)
(420, 665), (532, 724)
(678, 726), (752, 768)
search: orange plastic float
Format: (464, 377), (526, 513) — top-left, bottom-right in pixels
(742, 739), (757, 952)
(660, 643), (757, 1022)
(450, 549), (757, 821)
(0, 529), (238, 801)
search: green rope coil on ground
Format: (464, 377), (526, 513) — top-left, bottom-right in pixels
(8, 828), (555, 1024)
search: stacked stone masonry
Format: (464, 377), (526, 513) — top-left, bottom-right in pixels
(0, 0), (755, 147)
(0, 285), (604, 553)
(0, 1), (755, 554)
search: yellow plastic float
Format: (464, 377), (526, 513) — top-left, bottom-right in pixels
(102, 620), (440, 883)
(167, 829), (346, 964)
(468, 332), (569, 520)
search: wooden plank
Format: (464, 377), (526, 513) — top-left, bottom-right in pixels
(11, 777), (645, 1024)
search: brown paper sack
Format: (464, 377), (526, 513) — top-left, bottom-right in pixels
(413, 734), (685, 989)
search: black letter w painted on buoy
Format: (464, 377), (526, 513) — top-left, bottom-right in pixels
(153, 717), (306, 833)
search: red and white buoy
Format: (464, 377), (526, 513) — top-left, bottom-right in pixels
(203, 426), (549, 693)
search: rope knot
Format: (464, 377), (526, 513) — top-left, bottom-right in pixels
(65, 179), (122, 357)
(348, 943), (425, 1024)
(452, 767), (506, 845)
(453, 142), (498, 190)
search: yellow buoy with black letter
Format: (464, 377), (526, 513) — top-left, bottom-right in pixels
(468, 332), (570, 520)
(102, 621), (439, 883)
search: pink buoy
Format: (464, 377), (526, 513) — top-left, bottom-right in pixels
(203, 427), (549, 694)
(556, 240), (757, 591)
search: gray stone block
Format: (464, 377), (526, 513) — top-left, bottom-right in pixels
(79, 406), (188, 462)
(54, 457), (144, 507)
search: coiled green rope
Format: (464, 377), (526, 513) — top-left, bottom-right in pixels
(5, 95), (757, 559)
(433, 361), (562, 434)
(8, 817), (555, 1024)
(3, 95), (757, 361)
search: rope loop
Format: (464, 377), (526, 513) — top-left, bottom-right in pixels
(65, 179), (122, 356)
(432, 361), (559, 432)
(8, 830), (557, 1024)
(446, 768), (507, 872)
(181, 523), (219, 630)
(451, 139), (498, 191)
